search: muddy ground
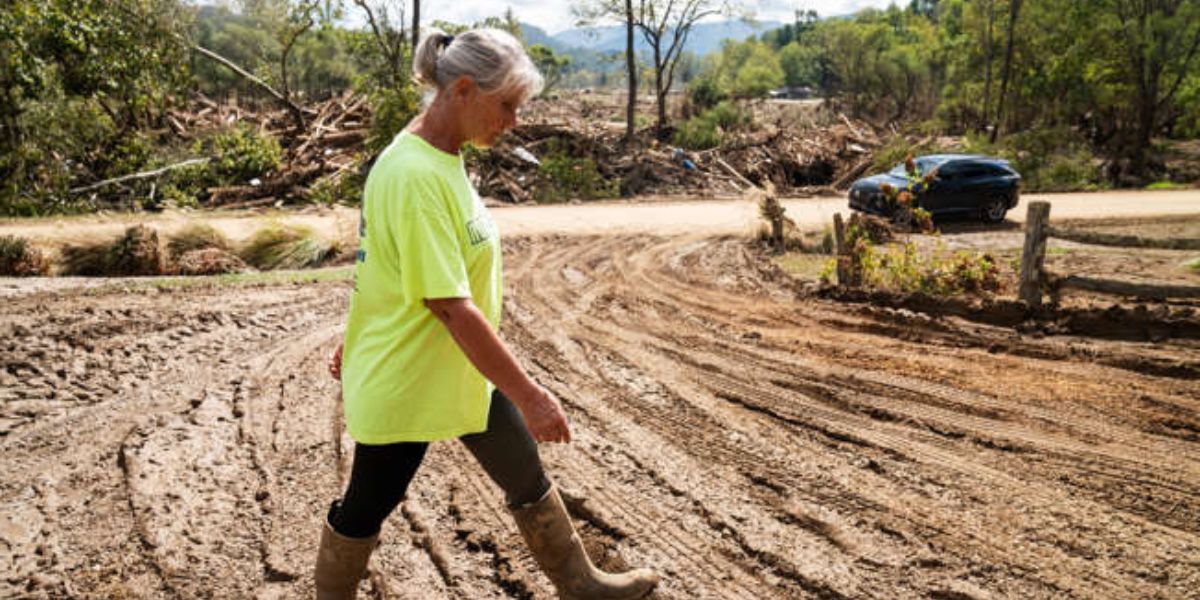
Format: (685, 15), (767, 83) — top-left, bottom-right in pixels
(2, 234), (1199, 599)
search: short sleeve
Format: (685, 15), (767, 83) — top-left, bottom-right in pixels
(395, 207), (470, 301)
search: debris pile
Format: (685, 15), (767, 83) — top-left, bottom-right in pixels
(98, 91), (888, 208)
(164, 91), (369, 208)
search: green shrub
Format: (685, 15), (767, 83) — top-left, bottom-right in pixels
(239, 224), (338, 270)
(1183, 256), (1200, 273)
(536, 151), (619, 203)
(365, 85), (421, 156)
(963, 128), (1102, 193)
(309, 169), (366, 206)
(0, 235), (50, 276)
(688, 75), (727, 111)
(209, 125), (283, 182)
(672, 101), (752, 150)
(855, 238), (1000, 296)
(166, 224), (231, 260)
(672, 115), (722, 150)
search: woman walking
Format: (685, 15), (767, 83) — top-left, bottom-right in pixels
(315, 28), (659, 600)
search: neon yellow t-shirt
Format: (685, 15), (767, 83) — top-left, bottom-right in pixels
(341, 131), (502, 443)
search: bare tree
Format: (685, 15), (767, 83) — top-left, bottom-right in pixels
(989, 0), (1021, 143)
(634, 0), (735, 134)
(279, 1), (318, 129)
(352, 0), (409, 88)
(624, 0), (637, 143)
(979, 0), (996, 133)
(411, 0), (420, 61)
(572, 0), (638, 142)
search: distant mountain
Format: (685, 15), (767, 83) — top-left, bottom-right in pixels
(519, 22), (571, 53)
(551, 19), (784, 57)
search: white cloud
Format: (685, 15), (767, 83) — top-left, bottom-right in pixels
(413, 0), (907, 35)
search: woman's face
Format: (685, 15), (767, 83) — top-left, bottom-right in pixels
(451, 77), (523, 148)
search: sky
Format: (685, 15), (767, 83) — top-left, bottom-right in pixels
(388, 0), (904, 35)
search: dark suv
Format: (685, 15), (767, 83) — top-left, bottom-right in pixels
(848, 155), (1021, 223)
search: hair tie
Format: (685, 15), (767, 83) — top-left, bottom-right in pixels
(441, 35), (454, 49)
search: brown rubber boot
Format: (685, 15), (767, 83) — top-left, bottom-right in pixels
(313, 518), (378, 600)
(510, 485), (659, 600)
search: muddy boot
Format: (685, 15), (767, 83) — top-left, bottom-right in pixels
(314, 511), (378, 600)
(510, 485), (659, 600)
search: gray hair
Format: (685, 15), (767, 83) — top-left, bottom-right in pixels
(414, 28), (543, 103)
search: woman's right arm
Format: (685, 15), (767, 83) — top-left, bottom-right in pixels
(425, 297), (571, 443)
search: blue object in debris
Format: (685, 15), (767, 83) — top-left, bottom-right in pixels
(682, 159), (697, 171)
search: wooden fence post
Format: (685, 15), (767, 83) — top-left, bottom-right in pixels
(1019, 201), (1051, 307)
(833, 213), (849, 285)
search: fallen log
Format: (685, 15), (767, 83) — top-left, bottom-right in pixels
(1046, 226), (1200, 250)
(69, 158), (209, 194)
(1051, 273), (1200, 300)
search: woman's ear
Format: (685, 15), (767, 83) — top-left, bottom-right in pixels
(450, 75), (476, 101)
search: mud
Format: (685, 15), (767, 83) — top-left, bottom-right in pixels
(2, 235), (1199, 598)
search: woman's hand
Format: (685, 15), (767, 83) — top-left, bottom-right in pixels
(329, 343), (344, 380)
(512, 384), (572, 444)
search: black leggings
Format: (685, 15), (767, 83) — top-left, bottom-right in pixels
(330, 390), (551, 538)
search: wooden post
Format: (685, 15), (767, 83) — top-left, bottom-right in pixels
(1019, 201), (1051, 307)
(833, 213), (849, 285)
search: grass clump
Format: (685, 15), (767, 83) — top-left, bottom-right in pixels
(166, 223), (231, 260)
(175, 248), (250, 276)
(0, 235), (50, 276)
(239, 224), (338, 270)
(60, 225), (164, 276)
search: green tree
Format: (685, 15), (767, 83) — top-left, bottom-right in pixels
(528, 44), (572, 95)
(732, 43), (784, 97)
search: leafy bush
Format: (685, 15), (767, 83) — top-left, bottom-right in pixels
(854, 238), (1000, 296)
(672, 101), (752, 150)
(687, 75), (727, 111)
(309, 169), (366, 206)
(536, 150), (619, 203)
(166, 224), (231, 260)
(672, 115), (722, 150)
(239, 224), (338, 270)
(208, 125), (283, 183)
(365, 86), (421, 156)
(963, 129), (1102, 193)
(0, 235), (50, 276)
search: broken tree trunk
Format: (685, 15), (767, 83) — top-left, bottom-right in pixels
(69, 159), (209, 194)
(191, 44), (305, 130)
(1018, 201), (1051, 307)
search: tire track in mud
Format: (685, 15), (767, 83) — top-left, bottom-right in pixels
(4, 233), (1200, 598)
(501, 234), (1200, 598)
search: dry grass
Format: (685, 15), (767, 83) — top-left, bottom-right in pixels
(239, 223), (338, 271)
(0, 235), (50, 277)
(166, 223), (231, 260)
(59, 225), (163, 277)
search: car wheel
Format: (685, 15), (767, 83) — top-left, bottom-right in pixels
(982, 196), (1008, 223)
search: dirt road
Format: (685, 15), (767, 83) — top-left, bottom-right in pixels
(3, 189), (1198, 246)
(3, 231), (1198, 598)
